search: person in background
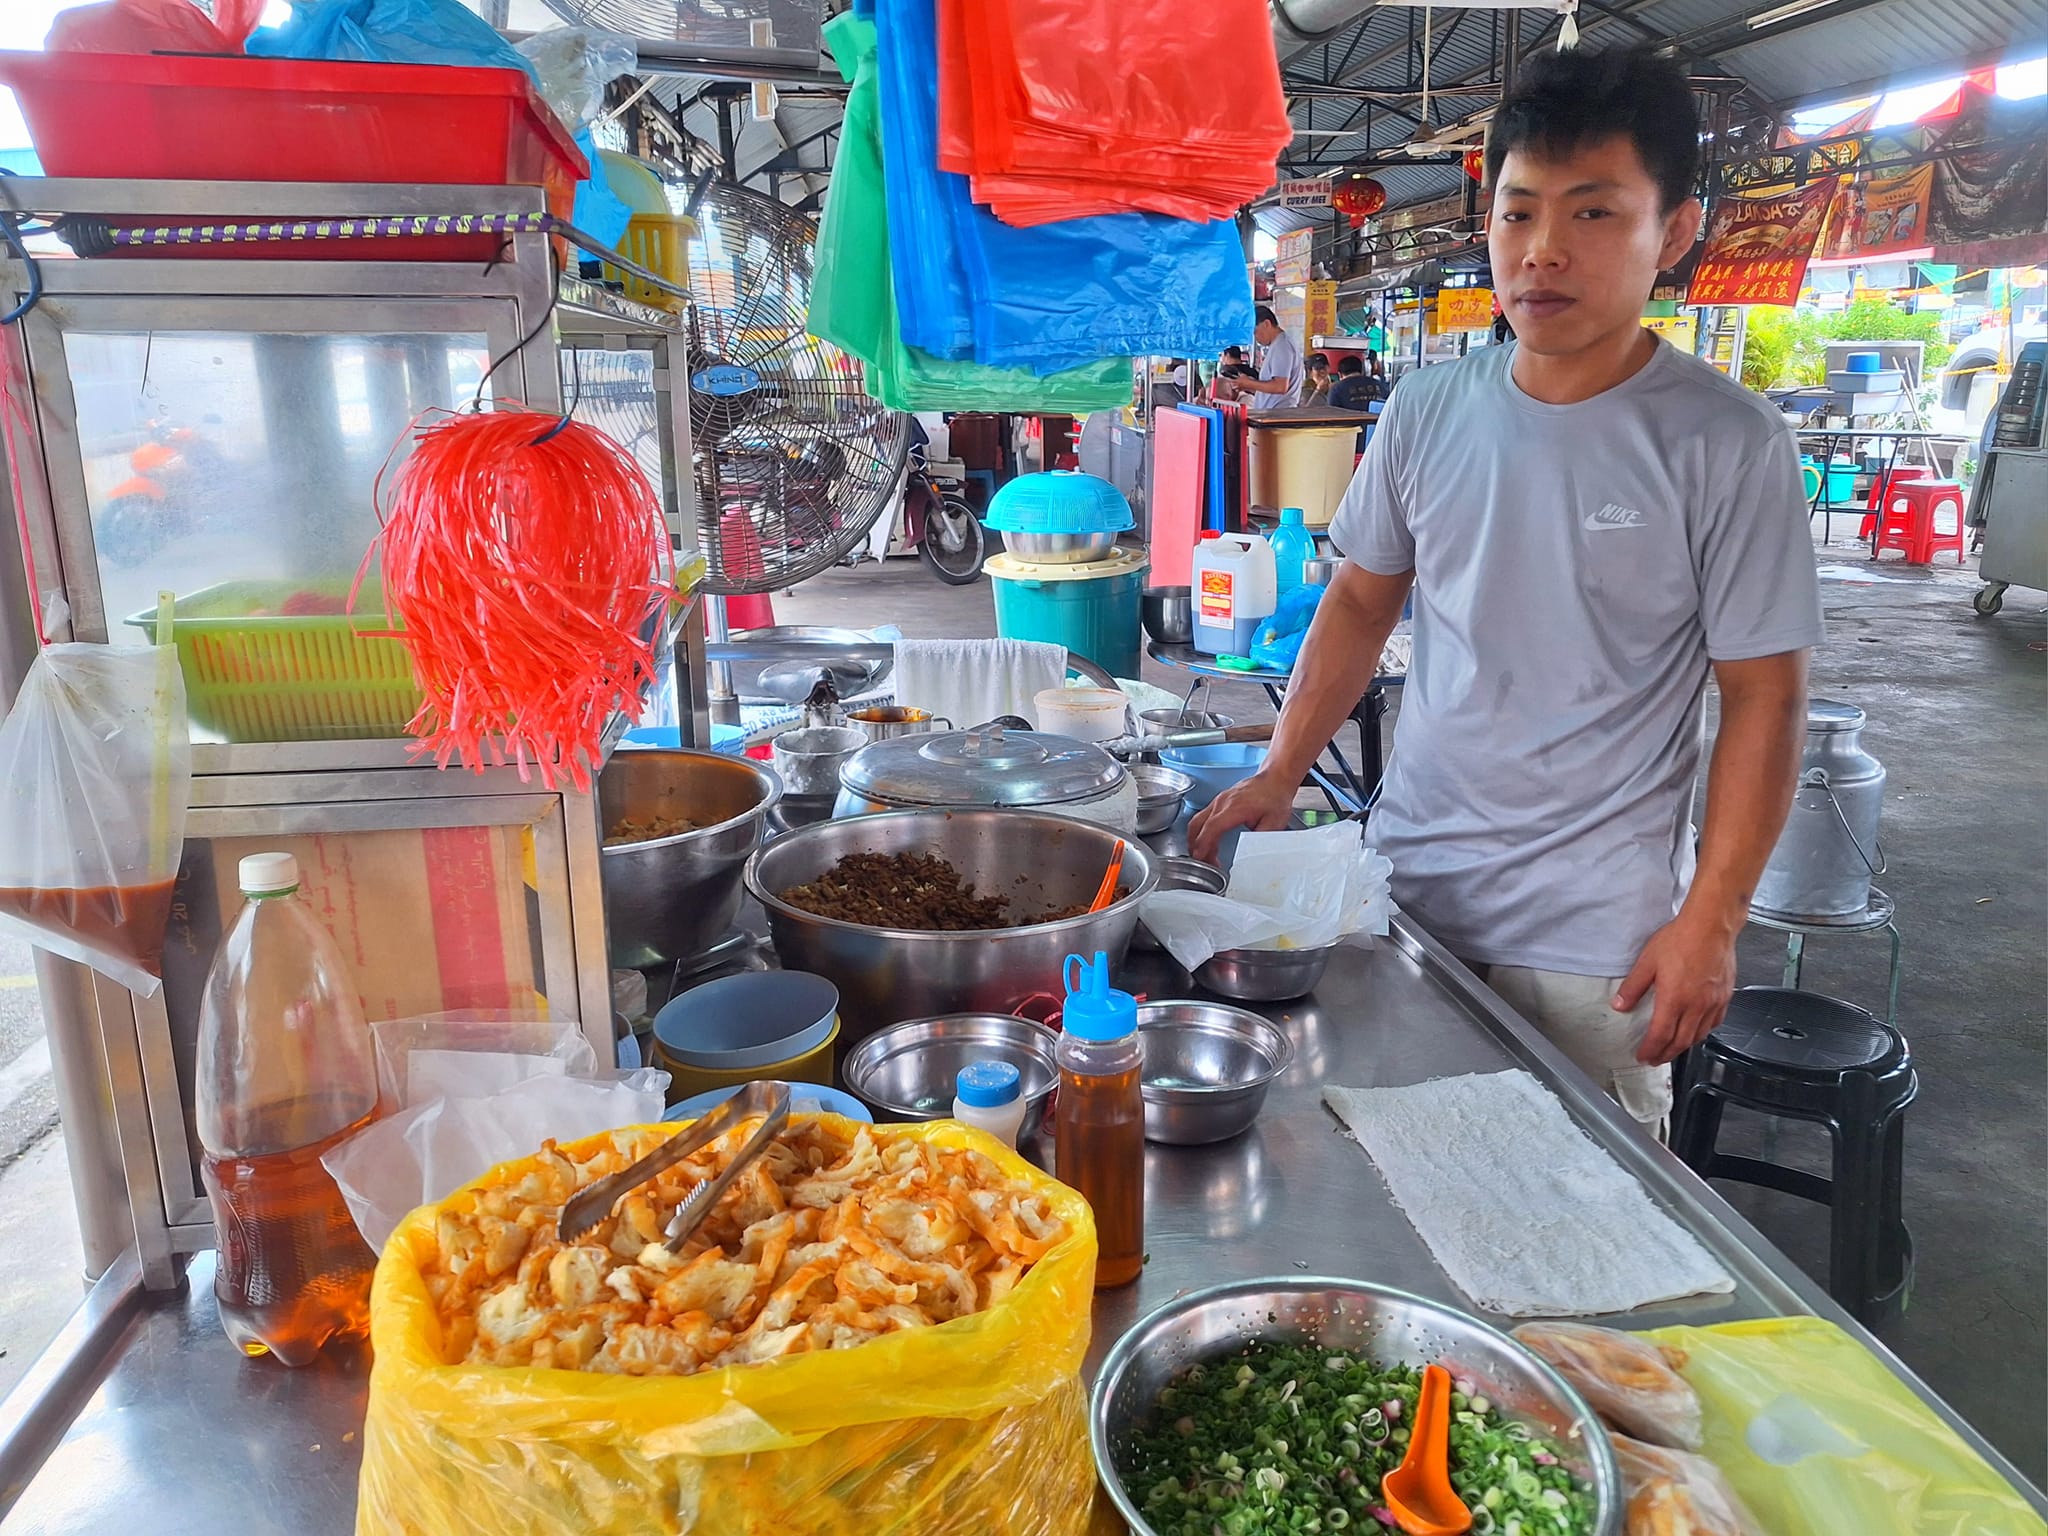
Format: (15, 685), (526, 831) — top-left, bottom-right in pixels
(1304, 353), (1333, 405)
(1327, 354), (1377, 411)
(1220, 306), (1305, 407)
(1191, 47), (1820, 1137)
(1366, 348), (1386, 383)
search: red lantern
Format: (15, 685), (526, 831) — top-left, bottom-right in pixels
(1331, 177), (1387, 228)
(1463, 145), (1485, 184)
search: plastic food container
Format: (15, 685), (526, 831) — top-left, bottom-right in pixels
(0, 52), (585, 263)
(988, 547), (1149, 680)
(651, 971), (840, 1103)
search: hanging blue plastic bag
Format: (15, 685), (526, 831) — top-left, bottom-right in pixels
(247, 0), (536, 74)
(873, 0), (1250, 374)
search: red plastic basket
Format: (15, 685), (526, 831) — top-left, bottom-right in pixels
(0, 51), (587, 262)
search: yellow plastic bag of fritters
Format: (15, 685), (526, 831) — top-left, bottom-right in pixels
(356, 1119), (1100, 1535)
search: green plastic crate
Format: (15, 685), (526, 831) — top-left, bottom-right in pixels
(125, 580), (422, 743)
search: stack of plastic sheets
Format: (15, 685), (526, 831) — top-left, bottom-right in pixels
(811, 8), (1130, 411)
(937, 0), (1294, 226)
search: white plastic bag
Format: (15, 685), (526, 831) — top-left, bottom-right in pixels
(0, 640), (189, 995)
(516, 26), (638, 130)
(1140, 823), (1395, 971)
(325, 1013), (668, 1251)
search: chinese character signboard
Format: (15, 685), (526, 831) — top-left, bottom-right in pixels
(1305, 280), (1339, 344)
(1275, 228), (1314, 287)
(1279, 180), (1332, 209)
(1434, 287), (1494, 331)
(1689, 180), (1837, 307)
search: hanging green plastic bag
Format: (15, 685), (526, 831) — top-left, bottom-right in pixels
(812, 8), (1130, 413)
(1645, 1318), (2044, 1536)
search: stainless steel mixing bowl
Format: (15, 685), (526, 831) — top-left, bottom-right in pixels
(1008, 530), (1120, 564)
(841, 1013), (1060, 1120)
(1140, 585), (1194, 644)
(599, 750), (782, 968)
(744, 809), (1158, 1045)
(1197, 942), (1335, 1001)
(1091, 1278), (1622, 1536)
(1130, 763), (1194, 836)
(1136, 1000), (1292, 1143)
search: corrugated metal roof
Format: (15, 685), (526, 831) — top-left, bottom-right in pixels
(1704, 0), (2046, 103)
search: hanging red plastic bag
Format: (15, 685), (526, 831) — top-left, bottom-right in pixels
(0, 632), (190, 995)
(46, 0), (254, 53)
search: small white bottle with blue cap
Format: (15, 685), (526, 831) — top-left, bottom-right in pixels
(1055, 951), (1144, 1288)
(952, 1060), (1027, 1149)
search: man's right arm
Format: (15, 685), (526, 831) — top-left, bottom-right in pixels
(1188, 561), (1412, 861)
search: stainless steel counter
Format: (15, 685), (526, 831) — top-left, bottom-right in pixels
(4, 918), (2041, 1531)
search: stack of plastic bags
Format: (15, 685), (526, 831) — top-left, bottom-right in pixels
(811, 7), (1130, 411)
(937, 0), (1295, 226)
(811, 0), (1262, 410)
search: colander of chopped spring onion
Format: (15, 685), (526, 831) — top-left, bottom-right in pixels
(1091, 1278), (1620, 1536)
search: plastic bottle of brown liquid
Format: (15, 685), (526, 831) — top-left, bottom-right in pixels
(1054, 951), (1144, 1288)
(196, 853), (380, 1366)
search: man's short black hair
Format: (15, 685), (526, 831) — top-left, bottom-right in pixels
(1222, 344), (1246, 360)
(1308, 352), (1329, 369)
(1255, 305), (1279, 329)
(1338, 354), (1364, 375)
(1485, 47), (1700, 213)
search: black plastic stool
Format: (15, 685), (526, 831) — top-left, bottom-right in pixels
(1673, 986), (1916, 1326)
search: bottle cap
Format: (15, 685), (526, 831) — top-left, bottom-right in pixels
(1281, 505), (1305, 525)
(1061, 950), (1137, 1041)
(238, 852), (300, 895)
(956, 1060), (1022, 1108)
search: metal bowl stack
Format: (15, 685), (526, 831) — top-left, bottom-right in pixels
(1092, 1278), (1623, 1536)
(841, 1013), (1060, 1120)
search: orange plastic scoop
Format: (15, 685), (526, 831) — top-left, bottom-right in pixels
(1382, 1363), (1471, 1535)
(1086, 839), (1127, 913)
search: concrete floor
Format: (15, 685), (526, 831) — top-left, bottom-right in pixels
(774, 536), (2047, 1485)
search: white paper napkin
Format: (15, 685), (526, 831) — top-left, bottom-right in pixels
(1323, 1070), (1735, 1317)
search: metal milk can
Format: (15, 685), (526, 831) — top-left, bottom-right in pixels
(1752, 699), (1886, 921)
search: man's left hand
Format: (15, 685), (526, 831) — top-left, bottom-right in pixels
(1613, 911), (1739, 1065)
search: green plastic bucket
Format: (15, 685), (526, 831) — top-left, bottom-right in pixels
(986, 548), (1147, 680)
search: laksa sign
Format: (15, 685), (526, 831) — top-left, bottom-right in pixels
(1688, 179), (1836, 307)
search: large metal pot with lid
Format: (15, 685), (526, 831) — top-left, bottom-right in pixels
(833, 720), (1139, 833)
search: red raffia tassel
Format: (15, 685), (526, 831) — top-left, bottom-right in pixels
(356, 407), (675, 793)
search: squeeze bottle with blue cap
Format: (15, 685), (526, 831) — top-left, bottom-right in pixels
(1055, 952), (1144, 1288)
(952, 1061), (1028, 1149)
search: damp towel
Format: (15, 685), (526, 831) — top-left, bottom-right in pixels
(891, 637), (1068, 730)
(1323, 1069), (1736, 1317)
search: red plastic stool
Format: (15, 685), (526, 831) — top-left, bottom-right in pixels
(1873, 480), (1966, 565)
(1859, 465), (1930, 540)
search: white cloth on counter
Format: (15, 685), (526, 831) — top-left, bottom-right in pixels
(892, 637), (1067, 729)
(1141, 823), (1396, 971)
(1322, 1069), (1735, 1317)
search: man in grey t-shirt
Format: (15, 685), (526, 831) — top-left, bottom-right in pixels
(1222, 305), (1306, 407)
(1193, 49), (1820, 1132)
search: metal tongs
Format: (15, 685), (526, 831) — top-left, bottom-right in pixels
(556, 1081), (791, 1252)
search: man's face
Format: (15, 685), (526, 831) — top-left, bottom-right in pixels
(1488, 134), (1699, 357)
(1253, 319), (1279, 346)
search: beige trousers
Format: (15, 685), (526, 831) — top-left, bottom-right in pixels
(1479, 965), (1674, 1138)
